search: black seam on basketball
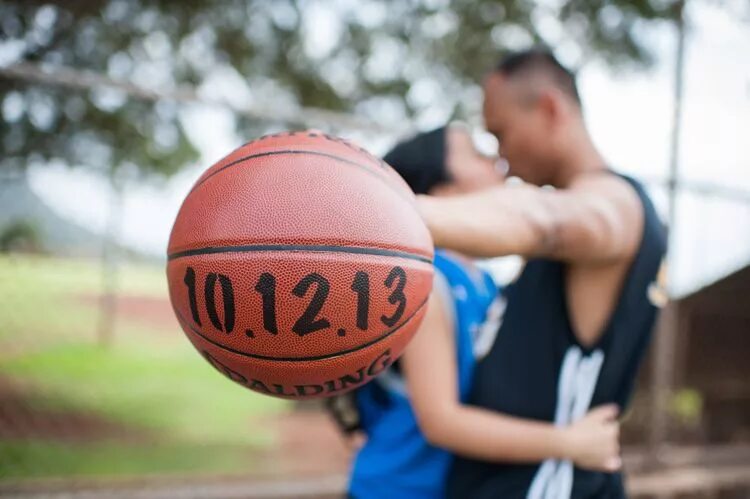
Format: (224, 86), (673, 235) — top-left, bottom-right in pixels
(189, 149), (411, 201)
(243, 132), (390, 171)
(174, 296), (428, 362)
(168, 243), (433, 264)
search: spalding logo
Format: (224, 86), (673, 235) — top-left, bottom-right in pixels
(202, 349), (393, 398)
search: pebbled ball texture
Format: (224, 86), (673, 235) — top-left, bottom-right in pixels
(167, 131), (434, 399)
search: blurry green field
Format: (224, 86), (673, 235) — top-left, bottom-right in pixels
(0, 254), (167, 344)
(0, 254), (289, 479)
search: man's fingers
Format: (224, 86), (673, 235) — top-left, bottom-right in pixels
(588, 403), (620, 421)
(605, 423), (619, 441)
(604, 456), (622, 471)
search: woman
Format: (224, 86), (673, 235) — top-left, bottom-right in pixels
(328, 125), (621, 499)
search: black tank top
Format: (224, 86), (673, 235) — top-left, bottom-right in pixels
(447, 173), (667, 499)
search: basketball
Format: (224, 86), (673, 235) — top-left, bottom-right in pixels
(166, 131), (434, 399)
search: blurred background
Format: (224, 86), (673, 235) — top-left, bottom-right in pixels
(0, 0), (748, 497)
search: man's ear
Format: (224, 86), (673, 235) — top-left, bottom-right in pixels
(537, 90), (561, 125)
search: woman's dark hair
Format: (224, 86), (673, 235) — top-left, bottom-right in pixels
(383, 126), (449, 194)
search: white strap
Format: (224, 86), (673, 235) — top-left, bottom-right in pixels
(527, 346), (605, 499)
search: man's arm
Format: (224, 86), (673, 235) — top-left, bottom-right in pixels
(417, 176), (643, 263)
(401, 288), (621, 470)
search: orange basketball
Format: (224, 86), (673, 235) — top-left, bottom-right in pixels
(167, 131), (434, 399)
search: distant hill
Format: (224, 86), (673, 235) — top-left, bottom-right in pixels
(0, 169), (102, 256)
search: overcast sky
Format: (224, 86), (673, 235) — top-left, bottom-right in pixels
(27, 0), (750, 296)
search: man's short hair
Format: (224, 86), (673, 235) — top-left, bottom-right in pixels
(496, 48), (581, 106)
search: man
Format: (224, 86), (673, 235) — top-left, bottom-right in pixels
(416, 49), (667, 498)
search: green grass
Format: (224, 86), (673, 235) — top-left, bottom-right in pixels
(0, 441), (258, 478)
(2, 341), (286, 445)
(0, 254), (289, 479)
(0, 254), (168, 344)
(0, 253), (168, 297)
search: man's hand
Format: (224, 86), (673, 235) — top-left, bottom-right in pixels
(561, 404), (622, 472)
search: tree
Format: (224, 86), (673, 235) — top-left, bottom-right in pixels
(0, 0), (680, 178)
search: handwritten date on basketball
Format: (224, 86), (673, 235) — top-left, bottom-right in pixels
(182, 266), (407, 337)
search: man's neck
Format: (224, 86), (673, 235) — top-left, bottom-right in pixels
(549, 128), (606, 188)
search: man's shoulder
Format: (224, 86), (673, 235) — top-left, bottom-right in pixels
(570, 169), (636, 192)
(564, 171), (645, 263)
(571, 171), (644, 218)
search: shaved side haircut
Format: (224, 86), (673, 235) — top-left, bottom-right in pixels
(496, 48), (582, 108)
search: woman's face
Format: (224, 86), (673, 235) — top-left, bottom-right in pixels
(432, 127), (504, 196)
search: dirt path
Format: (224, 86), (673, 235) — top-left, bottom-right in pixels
(76, 293), (177, 333)
(255, 410), (352, 477)
(0, 377), (148, 443)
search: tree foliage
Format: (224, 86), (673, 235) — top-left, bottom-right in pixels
(0, 0), (679, 177)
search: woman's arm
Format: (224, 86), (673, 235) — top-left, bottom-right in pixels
(401, 288), (621, 471)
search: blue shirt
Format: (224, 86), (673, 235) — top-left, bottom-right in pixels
(349, 250), (500, 499)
